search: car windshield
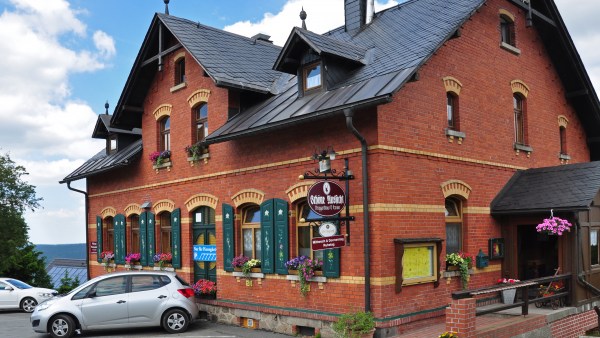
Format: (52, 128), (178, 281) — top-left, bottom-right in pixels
(7, 279), (32, 289)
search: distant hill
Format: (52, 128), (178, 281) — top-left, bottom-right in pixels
(35, 244), (86, 265)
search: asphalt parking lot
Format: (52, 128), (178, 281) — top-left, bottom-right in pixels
(0, 310), (293, 338)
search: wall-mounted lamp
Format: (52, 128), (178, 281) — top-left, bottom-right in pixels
(312, 146), (337, 173)
(141, 201), (152, 210)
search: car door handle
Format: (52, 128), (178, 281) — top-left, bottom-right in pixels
(158, 295), (167, 299)
(117, 300), (126, 304)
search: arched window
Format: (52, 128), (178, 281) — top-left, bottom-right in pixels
(500, 15), (515, 46)
(242, 205), (261, 259)
(175, 58), (185, 85)
(195, 103), (208, 143)
(160, 117), (170, 151)
(445, 197), (463, 255)
(297, 201), (324, 261)
(129, 214), (140, 254)
(104, 216), (114, 252)
(447, 92), (458, 130)
(514, 94), (526, 145)
(158, 211), (172, 254)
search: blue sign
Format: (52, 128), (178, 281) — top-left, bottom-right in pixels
(193, 245), (217, 262)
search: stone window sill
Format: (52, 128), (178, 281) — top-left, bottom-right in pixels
(500, 42), (521, 56)
(170, 82), (187, 93)
(514, 143), (533, 157)
(187, 153), (210, 166)
(153, 161), (172, 172)
(442, 268), (474, 279)
(559, 153), (571, 164)
(445, 129), (466, 144)
(286, 274), (327, 291)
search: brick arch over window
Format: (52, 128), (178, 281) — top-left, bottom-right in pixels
(442, 76), (462, 96)
(153, 199), (175, 214)
(231, 189), (265, 208)
(185, 193), (218, 211)
(285, 181), (317, 204)
(152, 104), (172, 121)
(100, 207), (117, 219)
(558, 115), (569, 128)
(173, 52), (185, 65)
(124, 204), (142, 217)
(510, 80), (530, 98)
(441, 180), (472, 200)
(498, 8), (515, 22)
(187, 89), (211, 108)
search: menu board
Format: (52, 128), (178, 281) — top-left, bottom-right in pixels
(403, 245), (433, 279)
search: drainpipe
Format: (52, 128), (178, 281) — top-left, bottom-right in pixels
(64, 181), (90, 280)
(344, 108), (371, 312)
(575, 212), (600, 296)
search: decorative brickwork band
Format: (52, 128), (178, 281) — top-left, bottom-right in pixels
(231, 189), (265, 208)
(441, 180), (472, 199)
(153, 199), (175, 214)
(498, 8), (515, 22)
(510, 80), (530, 98)
(558, 115), (569, 128)
(442, 76), (463, 95)
(187, 89), (211, 108)
(124, 204), (142, 217)
(152, 103), (172, 121)
(100, 206), (117, 219)
(285, 181), (316, 203)
(185, 193), (218, 211)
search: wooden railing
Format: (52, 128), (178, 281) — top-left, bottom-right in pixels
(451, 273), (571, 316)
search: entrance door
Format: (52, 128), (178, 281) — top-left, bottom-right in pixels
(193, 207), (216, 283)
(517, 224), (559, 280)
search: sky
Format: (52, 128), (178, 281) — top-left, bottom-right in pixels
(0, 0), (598, 244)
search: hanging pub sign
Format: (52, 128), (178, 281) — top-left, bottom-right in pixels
(319, 221), (338, 237)
(307, 181), (346, 217)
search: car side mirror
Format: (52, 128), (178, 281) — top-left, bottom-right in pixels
(5, 286), (13, 291)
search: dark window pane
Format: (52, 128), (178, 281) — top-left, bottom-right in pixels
(446, 223), (461, 254)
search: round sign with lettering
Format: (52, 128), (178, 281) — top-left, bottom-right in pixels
(307, 181), (346, 217)
(318, 221), (338, 237)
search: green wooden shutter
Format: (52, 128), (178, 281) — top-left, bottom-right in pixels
(260, 199), (274, 274)
(96, 216), (102, 263)
(323, 220), (340, 277)
(147, 212), (156, 266)
(140, 211), (148, 266)
(274, 199), (289, 274)
(222, 204), (235, 272)
(115, 214), (126, 265)
(171, 208), (181, 268)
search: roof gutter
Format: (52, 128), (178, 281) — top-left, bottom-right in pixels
(204, 94), (392, 146)
(63, 181), (90, 281)
(491, 206), (587, 216)
(344, 108), (371, 313)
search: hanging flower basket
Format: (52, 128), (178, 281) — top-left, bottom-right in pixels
(536, 214), (572, 236)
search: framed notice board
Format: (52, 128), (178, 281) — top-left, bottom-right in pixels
(394, 238), (443, 292)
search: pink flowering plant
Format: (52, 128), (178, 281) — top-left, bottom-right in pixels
(149, 150), (171, 165)
(125, 253), (141, 265)
(536, 216), (572, 236)
(100, 251), (114, 263)
(290, 257), (323, 296)
(231, 255), (249, 269)
(153, 252), (172, 269)
(498, 278), (520, 284)
(192, 279), (217, 296)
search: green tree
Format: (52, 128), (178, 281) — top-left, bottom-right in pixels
(57, 270), (80, 294)
(0, 152), (50, 287)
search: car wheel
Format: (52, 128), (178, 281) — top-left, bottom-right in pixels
(162, 308), (189, 333)
(49, 314), (75, 338)
(20, 297), (37, 313)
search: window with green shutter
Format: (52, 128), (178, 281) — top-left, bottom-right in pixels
(260, 200), (274, 273)
(114, 214), (126, 264)
(171, 208), (181, 268)
(260, 198), (289, 275)
(140, 211), (156, 266)
(96, 216), (103, 263)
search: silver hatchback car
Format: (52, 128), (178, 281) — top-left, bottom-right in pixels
(31, 271), (199, 338)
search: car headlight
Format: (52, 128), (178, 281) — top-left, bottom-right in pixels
(38, 292), (54, 298)
(36, 300), (54, 311)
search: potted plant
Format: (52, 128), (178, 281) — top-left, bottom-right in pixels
(445, 252), (473, 290)
(332, 309), (375, 338)
(439, 332), (458, 338)
(231, 255), (249, 272)
(100, 251), (115, 272)
(498, 277), (520, 304)
(149, 150), (171, 167)
(192, 279), (217, 299)
(153, 252), (173, 270)
(285, 257), (323, 296)
(125, 253), (141, 269)
(242, 258), (261, 276)
(184, 143), (208, 162)
(536, 215), (572, 235)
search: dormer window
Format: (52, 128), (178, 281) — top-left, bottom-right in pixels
(108, 135), (117, 155)
(303, 61), (322, 92)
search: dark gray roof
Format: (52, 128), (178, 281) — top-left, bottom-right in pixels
(491, 161), (600, 215)
(46, 259), (87, 290)
(158, 13), (290, 94)
(60, 139), (142, 183)
(93, 114), (142, 139)
(206, 0), (485, 143)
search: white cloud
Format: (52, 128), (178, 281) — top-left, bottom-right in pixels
(93, 30), (116, 58)
(224, 0), (399, 46)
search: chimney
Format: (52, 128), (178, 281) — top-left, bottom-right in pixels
(251, 33), (273, 44)
(345, 0), (367, 33)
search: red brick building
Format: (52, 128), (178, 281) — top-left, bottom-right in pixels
(62, 0), (600, 336)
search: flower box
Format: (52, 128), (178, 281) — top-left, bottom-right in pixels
(152, 161), (172, 172)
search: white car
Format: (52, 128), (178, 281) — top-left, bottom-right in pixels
(0, 278), (58, 313)
(31, 271), (199, 338)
